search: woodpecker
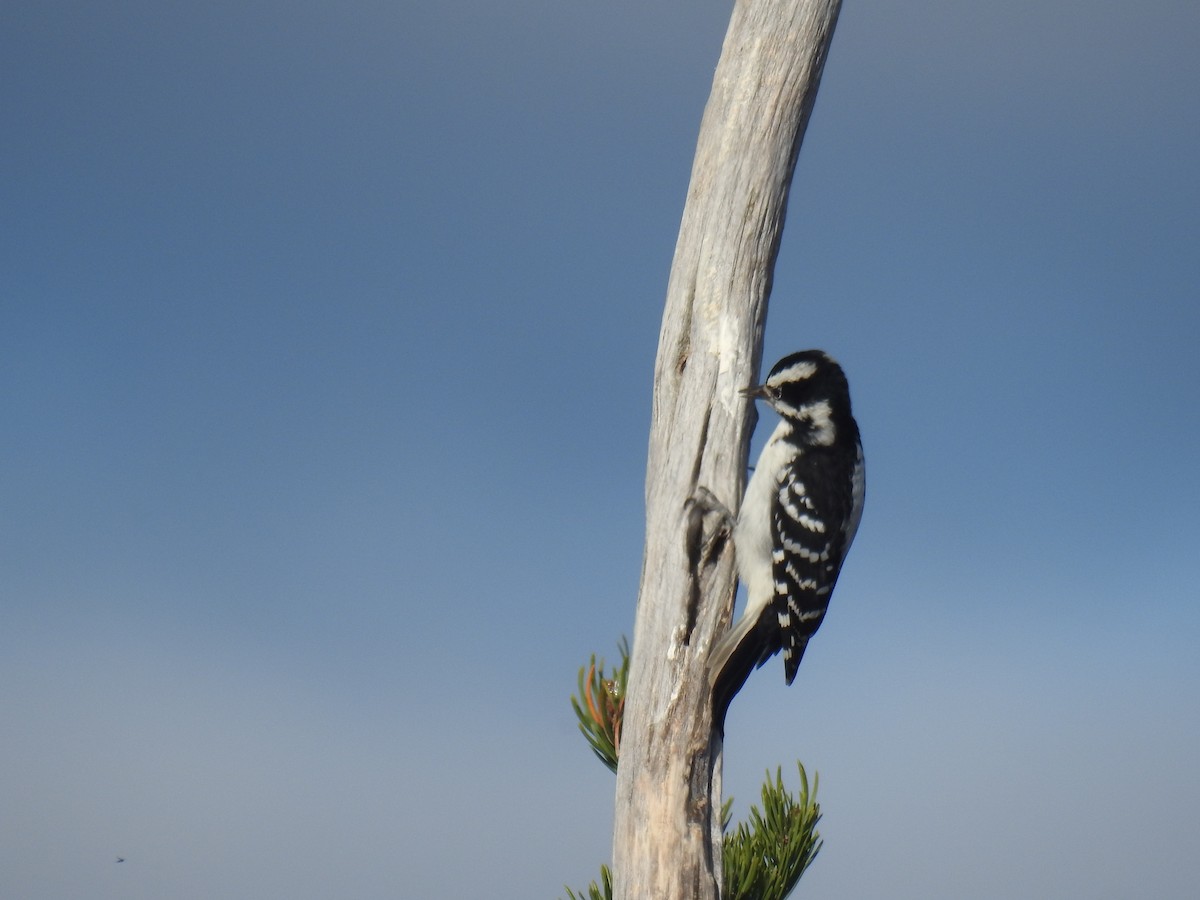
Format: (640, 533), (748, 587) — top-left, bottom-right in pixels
(708, 350), (865, 708)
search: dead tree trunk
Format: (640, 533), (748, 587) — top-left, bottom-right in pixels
(610, 1), (842, 897)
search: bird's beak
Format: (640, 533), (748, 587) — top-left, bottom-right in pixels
(740, 383), (767, 400)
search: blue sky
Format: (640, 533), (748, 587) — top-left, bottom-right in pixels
(3, 1), (1198, 897)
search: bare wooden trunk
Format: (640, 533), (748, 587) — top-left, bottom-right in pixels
(610, 1), (842, 897)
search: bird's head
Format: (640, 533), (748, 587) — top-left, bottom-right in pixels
(743, 350), (852, 446)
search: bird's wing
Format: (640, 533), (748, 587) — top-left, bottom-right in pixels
(770, 463), (849, 683)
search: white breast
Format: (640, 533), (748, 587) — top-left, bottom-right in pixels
(733, 420), (797, 617)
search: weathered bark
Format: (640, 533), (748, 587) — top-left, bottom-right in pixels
(610, 1), (842, 898)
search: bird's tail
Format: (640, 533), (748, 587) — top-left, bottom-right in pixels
(708, 613), (778, 726)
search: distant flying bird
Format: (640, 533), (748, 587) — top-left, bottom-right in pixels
(115, 857), (125, 863)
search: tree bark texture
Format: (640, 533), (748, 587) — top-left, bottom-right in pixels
(611, 1), (842, 898)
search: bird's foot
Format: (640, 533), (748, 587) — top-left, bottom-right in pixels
(684, 486), (734, 566)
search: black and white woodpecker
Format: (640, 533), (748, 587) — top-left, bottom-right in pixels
(707, 350), (865, 710)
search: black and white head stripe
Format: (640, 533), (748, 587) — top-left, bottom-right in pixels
(756, 350), (853, 429)
(770, 357), (819, 383)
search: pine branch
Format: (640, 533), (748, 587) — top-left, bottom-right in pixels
(562, 864), (613, 900)
(569, 638), (629, 773)
(722, 763), (822, 900)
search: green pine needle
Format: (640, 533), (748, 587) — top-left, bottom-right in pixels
(562, 864), (613, 900)
(722, 762), (822, 900)
(569, 638), (629, 773)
